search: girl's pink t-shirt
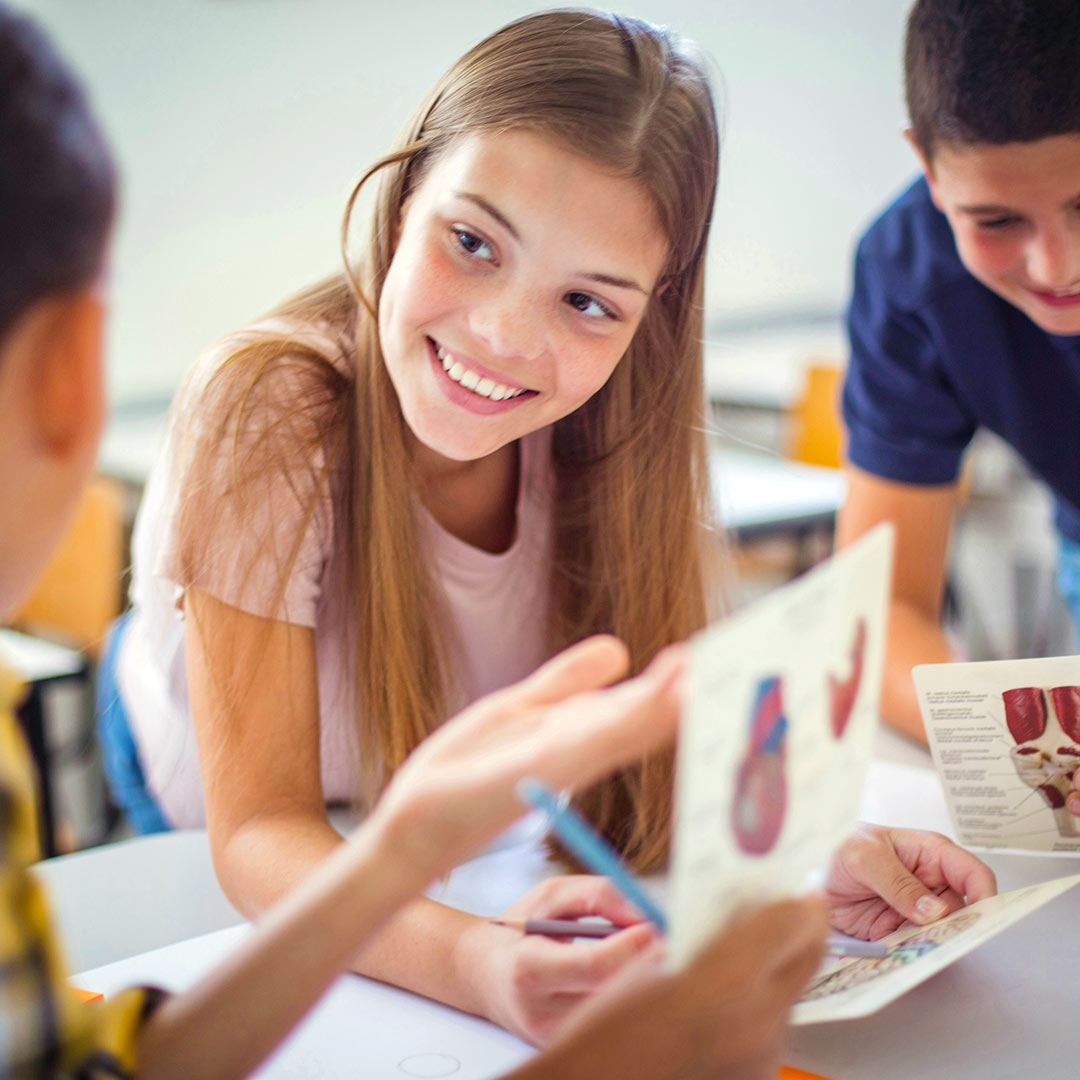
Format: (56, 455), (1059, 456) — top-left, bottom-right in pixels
(117, 321), (555, 828)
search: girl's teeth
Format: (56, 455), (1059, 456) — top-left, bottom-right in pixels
(434, 341), (526, 400)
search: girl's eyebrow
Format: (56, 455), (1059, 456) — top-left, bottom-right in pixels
(455, 191), (520, 240)
(581, 271), (647, 294)
(453, 190), (648, 294)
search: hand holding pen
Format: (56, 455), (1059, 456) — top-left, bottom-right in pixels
(518, 778), (887, 959)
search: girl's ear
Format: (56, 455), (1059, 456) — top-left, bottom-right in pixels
(654, 280), (671, 298)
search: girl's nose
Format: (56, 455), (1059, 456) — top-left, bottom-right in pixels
(468, 286), (546, 362)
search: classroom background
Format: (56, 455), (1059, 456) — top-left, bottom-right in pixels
(5, 0), (1069, 855)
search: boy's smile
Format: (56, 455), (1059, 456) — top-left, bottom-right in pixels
(920, 134), (1080, 336)
(378, 130), (668, 466)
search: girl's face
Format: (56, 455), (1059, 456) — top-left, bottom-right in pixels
(378, 130), (669, 462)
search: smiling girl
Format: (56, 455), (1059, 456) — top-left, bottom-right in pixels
(110, 8), (722, 1044)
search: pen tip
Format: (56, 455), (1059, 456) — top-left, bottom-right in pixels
(517, 777), (543, 804)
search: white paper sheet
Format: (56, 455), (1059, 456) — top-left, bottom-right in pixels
(77, 927), (534, 1080)
(669, 525), (893, 969)
(793, 872), (1080, 1023)
(914, 655), (1080, 853)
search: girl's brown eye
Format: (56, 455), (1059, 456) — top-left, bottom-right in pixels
(565, 291), (615, 319)
(453, 227), (494, 261)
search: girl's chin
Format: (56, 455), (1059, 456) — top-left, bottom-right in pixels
(405, 416), (513, 464)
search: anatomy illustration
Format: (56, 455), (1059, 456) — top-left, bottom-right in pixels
(800, 911), (980, 1001)
(828, 617), (866, 739)
(731, 676), (788, 855)
(1003, 685), (1080, 837)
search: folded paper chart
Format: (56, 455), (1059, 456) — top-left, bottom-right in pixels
(792, 873), (1080, 1024)
(914, 655), (1080, 852)
(669, 525), (893, 970)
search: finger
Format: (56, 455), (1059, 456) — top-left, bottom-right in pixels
(509, 636), (630, 708)
(524, 875), (656, 927)
(848, 835), (956, 925)
(1068, 790), (1080, 817)
(537, 651), (684, 789)
(893, 830), (998, 904)
(516, 922), (657, 993)
(932, 886), (967, 917)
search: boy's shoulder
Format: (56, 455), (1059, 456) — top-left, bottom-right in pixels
(856, 176), (971, 310)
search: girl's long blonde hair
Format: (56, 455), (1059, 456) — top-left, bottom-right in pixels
(176, 9), (723, 871)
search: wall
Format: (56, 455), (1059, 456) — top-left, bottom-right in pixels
(22, 0), (915, 400)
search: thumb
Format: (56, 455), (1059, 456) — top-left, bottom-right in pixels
(871, 851), (949, 926)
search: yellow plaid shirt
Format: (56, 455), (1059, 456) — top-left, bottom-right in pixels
(0, 665), (164, 1078)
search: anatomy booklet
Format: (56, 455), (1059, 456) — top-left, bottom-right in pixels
(914, 654), (1080, 853)
(669, 524), (893, 970)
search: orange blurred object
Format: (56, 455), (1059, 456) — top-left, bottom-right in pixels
(8, 475), (125, 659)
(787, 362), (844, 470)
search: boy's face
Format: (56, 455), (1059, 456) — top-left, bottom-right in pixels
(0, 291), (106, 618)
(919, 133), (1080, 337)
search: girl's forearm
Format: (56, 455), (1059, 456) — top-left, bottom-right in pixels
(139, 808), (499, 1080)
(219, 807), (496, 1014)
(349, 889), (495, 1019)
(134, 816), (425, 1080)
(228, 807), (502, 1015)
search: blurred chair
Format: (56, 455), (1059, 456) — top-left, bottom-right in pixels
(786, 361), (843, 469)
(6, 474), (126, 855)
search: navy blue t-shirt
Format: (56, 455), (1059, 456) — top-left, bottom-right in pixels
(843, 176), (1080, 541)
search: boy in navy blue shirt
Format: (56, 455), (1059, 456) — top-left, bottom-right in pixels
(837, 0), (1080, 793)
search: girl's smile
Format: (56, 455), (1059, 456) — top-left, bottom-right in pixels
(378, 129), (669, 464)
(427, 335), (538, 415)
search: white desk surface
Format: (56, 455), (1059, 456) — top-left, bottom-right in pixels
(710, 447), (845, 536)
(61, 748), (1080, 1080)
(0, 628), (85, 682)
(703, 323), (845, 411)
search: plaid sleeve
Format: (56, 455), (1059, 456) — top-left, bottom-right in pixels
(0, 665), (168, 1078)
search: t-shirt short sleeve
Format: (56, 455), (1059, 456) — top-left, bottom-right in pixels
(843, 241), (978, 486)
(157, 340), (341, 628)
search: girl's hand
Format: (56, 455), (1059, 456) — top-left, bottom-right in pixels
(514, 896), (828, 1080)
(826, 824), (997, 939)
(369, 636), (682, 887)
(461, 876), (660, 1047)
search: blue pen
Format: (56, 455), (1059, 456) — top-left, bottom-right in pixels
(518, 778), (669, 933)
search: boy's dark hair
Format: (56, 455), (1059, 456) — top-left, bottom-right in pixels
(0, 4), (115, 340)
(905, 0), (1080, 155)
